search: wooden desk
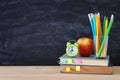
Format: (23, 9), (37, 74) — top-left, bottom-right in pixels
(0, 66), (120, 80)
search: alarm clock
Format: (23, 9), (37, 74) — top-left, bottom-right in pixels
(66, 40), (78, 57)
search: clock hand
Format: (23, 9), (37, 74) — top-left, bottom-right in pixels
(72, 46), (73, 51)
(70, 49), (73, 52)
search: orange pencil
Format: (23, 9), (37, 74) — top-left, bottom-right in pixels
(98, 13), (102, 45)
(96, 13), (104, 57)
(96, 15), (99, 55)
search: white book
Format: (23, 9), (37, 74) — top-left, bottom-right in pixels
(59, 54), (109, 66)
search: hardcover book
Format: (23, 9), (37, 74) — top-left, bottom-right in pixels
(61, 65), (113, 74)
(59, 54), (109, 66)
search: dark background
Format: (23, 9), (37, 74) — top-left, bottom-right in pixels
(0, 0), (120, 65)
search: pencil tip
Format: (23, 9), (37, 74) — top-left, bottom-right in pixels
(98, 13), (100, 16)
(111, 15), (114, 20)
(88, 14), (91, 20)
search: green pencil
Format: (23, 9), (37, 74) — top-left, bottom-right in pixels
(97, 15), (114, 57)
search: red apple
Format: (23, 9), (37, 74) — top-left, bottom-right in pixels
(77, 37), (93, 57)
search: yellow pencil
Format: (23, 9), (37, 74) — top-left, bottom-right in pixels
(96, 14), (99, 36)
(102, 18), (108, 57)
(101, 17), (106, 57)
(104, 18), (108, 35)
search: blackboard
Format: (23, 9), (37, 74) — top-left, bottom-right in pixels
(0, 0), (120, 65)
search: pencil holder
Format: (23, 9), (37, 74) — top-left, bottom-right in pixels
(94, 36), (109, 58)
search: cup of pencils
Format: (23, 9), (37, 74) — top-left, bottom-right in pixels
(88, 13), (114, 58)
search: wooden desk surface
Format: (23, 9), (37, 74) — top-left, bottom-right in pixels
(0, 66), (120, 80)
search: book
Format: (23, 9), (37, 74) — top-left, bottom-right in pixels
(61, 65), (113, 75)
(59, 54), (109, 66)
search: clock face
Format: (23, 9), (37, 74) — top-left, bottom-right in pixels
(68, 46), (77, 54)
(68, 45), (77, 55)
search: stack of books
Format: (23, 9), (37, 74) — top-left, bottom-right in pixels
(59, 54), (113, 74)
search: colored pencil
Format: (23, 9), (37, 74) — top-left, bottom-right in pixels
(96, 15), (99, 54)
(88, 13), (114, 58)
(92, 14), (96, 43)
(103, 16), (106, 35)
(88, 14), (95, 36)
(97, 15), (114, 57)
(97, 13), (102, 52)
(101, 17), (108, 57)
(104, 18), (108, 35)
(93, 15), (96, 36)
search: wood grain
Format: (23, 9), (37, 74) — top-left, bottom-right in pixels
(0, 66), (120, 80)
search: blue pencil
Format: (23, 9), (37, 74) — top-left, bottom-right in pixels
(91, 14), (96, 45)
(88, 14), (96, 47)
(93, 14), (96, 36)
(88, 14), (95, 36)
